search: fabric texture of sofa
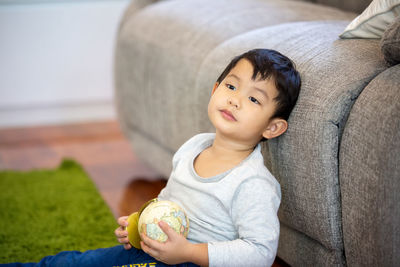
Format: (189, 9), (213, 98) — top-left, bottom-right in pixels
(114, 0), (400, 266)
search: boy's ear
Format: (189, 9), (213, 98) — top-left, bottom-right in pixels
(262, 118), (288, 140)
(211, 82), (219, 95)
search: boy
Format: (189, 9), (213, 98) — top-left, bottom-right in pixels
(3, 48), (300, 267)
(116, 48), (301, 267)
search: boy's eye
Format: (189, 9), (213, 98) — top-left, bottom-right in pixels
(249, 96), (260, 104)
(226, 84), (236, 90)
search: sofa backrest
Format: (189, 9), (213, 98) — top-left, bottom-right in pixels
(295, 0), (372, 13)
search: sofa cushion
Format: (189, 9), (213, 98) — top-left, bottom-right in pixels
(195, 21), (387, 261)
(115, 0), (356, 175)
(381, 16), (400, 65)
(340, 0), (400, 39)
(339, 65), (400, 266)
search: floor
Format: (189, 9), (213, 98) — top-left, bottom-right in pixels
(0, 120), (166, 218)
(0, 120), (289, 267)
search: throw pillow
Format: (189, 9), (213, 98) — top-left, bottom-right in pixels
(381, 16), (400, 65)
(340, 0), (400, 39)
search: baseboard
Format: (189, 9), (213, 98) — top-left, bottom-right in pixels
(0, 100), (116, 128)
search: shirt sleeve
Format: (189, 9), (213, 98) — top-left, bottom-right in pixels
(207, 177), (281, 267)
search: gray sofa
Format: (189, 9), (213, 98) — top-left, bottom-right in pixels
(114, 0), (400, 266)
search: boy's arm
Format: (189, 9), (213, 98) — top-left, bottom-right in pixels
(208, 178), (281, 267)
(188, 243), (208, 267)
(140, 221), (209, 267)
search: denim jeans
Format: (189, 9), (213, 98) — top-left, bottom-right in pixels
(0, 245), (199, 267)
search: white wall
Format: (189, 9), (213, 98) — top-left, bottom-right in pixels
(0, 0), (130, 128)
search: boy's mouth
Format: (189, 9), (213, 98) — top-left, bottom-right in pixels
(220, 109), (237, 121)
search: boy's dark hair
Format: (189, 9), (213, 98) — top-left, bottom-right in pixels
(216, 49), (301, 121)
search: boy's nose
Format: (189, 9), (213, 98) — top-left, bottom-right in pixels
(227, 97), (240, 109)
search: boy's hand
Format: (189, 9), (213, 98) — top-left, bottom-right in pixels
(140, 221), (192, 265)
(114, 216), (132, 250)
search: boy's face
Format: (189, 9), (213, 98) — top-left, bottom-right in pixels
(208, 58), (287, 145)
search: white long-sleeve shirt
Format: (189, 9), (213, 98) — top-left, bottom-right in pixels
(158, 133), (281, 267)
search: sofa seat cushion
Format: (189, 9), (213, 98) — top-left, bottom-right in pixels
(115, 0), (356, 169)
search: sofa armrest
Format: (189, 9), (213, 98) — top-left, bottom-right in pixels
(339, 64), (400, 266)
(118, 0), (162, 31)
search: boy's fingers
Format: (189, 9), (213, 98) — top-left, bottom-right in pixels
(115, 229), (128, 238)
(117, 216), (129, 227)
(140, 233), (162, 250)
(158, 221), (176, 239)
(140, 233), (151, 245)
(117, 237), (129, 244)
(141, 241), (159, 258)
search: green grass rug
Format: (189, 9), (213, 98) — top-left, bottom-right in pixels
(0, 159), (118, 263)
